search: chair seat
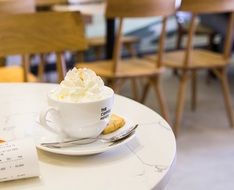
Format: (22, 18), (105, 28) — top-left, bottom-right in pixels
(88, 36), (139, 47)
(146, 49), (229, 69)
(0, 66), (37, 82)
(76, 58), (162, 79)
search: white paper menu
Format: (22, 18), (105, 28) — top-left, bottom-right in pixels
(0, 138), (40, 182)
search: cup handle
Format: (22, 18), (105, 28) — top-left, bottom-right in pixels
(39, 106), (61, 135)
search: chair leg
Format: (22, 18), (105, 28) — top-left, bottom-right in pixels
(22, 54), (30, 82)
(131, 78), (138, 101)
(38, 54), (46, 82)
(191, 70), (197, 111)
(109, 79), (126, 94)
(108, 79), (118, 93)
(56, 52), (66, 83)
(140, 79), (151, 104)
(0, 57), (6, 66)
(174, 71), (189, 136)
(218, 68), (234, 128)
(152, 76), (170, 123)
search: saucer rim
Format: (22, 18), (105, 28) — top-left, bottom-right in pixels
(35, 116), (136, 155)
(36, 133), (135, 155)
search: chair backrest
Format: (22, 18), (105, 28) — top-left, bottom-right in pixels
(179, 0), (234, 67)
(180, 0), (234, 14)
(0, 0), (36, 79)
(106, 0), (176, 18)
(0, 11), (87, 57)
(105, 0), (177, 73)
(0, 0), (35, 14)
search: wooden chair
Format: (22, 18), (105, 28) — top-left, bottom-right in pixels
(76, 0), (177, 122)
(145, 0), (234, 136)
(0, 11), (87, 82)
(175, 14), (217, 80)
(176, 14), (216, 50)
(0, 0), (36, 82)
(87, 35), (139, 59)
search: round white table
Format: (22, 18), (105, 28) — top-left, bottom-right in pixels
(0, 83), (176, 190)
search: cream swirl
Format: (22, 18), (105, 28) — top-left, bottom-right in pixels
(51, 68), (106, 103)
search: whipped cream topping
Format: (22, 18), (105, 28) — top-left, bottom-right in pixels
(51, 68), (106, 103)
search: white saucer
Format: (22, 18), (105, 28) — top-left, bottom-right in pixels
(31, 117), (136, 156)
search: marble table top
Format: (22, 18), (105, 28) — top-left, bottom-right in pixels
(0, 83), (176, 190)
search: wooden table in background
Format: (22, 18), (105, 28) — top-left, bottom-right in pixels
(36, 0), (67, 7)
(52, 2), (105, 16)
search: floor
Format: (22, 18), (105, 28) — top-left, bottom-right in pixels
(119, 66), (234, 190)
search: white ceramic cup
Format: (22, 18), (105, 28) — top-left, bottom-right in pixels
(39, 86), (114, 139)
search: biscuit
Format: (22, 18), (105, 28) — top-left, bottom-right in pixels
(102, 114), (125, 134)
(0, 139), (5, 143)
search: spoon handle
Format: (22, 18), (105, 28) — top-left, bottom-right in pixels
(41, 124), (138, 148)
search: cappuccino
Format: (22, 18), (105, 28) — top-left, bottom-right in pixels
(50, 67), (110, 103)
(40, 67), (114, 139)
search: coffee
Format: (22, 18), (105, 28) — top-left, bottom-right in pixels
(40, 68), (114, 139)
